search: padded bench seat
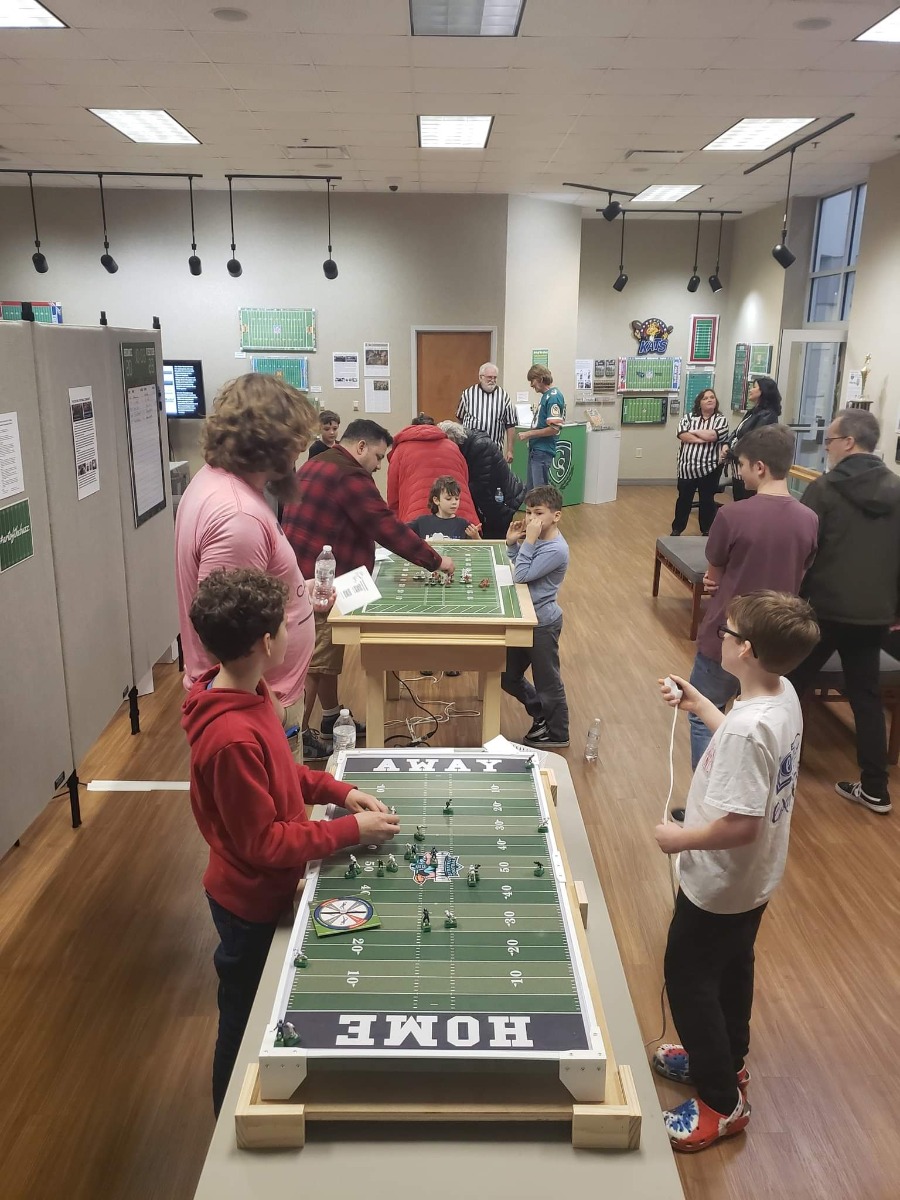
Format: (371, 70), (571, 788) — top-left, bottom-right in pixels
(812, 649), (900, 765)
(652, 536), (709, 640)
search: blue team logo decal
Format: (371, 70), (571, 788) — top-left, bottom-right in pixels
(631, 317), (674, 356)
(549, 440), (573, 491)
(412, 850), (461, 885)
(772, 735), (801, 823)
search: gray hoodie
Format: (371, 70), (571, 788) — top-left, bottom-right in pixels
(801, 454), (900, 624)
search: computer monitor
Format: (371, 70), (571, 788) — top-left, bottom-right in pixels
(163, 360), (206, 419)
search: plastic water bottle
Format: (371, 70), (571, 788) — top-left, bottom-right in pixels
(332, 709), (356, 754)
(312, 544), (336, 612)
(494, 487), (504, 504)
(584, 718), (601, 763)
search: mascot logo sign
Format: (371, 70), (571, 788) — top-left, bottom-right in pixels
(549, 440), (573, 492)
(631, 317), (674, 356)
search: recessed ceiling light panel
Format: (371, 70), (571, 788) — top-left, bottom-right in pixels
(631, 184), (702, 203)
(418, 115), (494, 149)
(0, 0), (65, 27)
(856, 6), (900, 42)
(410, 0), (525, 37)
(704, 117), (815, 152)
(89, 109), (200, 145)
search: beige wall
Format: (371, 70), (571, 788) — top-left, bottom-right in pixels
(502, 196), (583, 401)
(845, 152), (900, 468)
(0, 187), (509, 478)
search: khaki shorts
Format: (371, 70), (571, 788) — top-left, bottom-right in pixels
(308, 610), (345, 675)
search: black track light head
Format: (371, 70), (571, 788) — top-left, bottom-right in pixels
(612, 271), (628, 292)
(687, 274), (701, 293)
(32, 250), (48, 273)
(323, 257), (339, 280)
(772, 241), (795, 269)
(708, 273), (723, 293)
(226, 256), (242, 278)
(27, 175), (49, 274)
(601, 198), (622, 222)
(100, 252), (118, 274)
(188, 254), (202, 276)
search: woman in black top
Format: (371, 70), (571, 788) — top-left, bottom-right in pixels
(722, 376), (782, 501)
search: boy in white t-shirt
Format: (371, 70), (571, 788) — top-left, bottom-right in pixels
(652, 590), (819, 1153)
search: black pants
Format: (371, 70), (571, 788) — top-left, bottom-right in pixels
(207, 895), (277, 1116)
(501, 616), (568, 740)
(664, 889), (766, 1116)
(672, 470), (722, 535)
(789, 620), (890, 799)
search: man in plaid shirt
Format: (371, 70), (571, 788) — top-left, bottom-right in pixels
(282, 419), (457, 748)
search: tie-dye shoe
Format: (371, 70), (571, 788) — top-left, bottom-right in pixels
(652, 1043), (750, 1090)
(663, 1093), (751, 1153)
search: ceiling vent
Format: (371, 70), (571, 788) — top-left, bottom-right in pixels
(625, 148), (689, 165)
(283, 144), (350, 161)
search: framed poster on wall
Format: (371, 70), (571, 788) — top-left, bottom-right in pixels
(689, 315), (719, 365)
(748, 343), (773, 375)
(731, 343), (750, 412)
(121, 342), (167, 528)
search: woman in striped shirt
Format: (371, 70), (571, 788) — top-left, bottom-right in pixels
(671, 388), (730, 536)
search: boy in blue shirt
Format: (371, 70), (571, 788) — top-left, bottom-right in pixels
(407, 476), (481, 541)
(502, 484), (569, 747)
(520, 365), (565, 488)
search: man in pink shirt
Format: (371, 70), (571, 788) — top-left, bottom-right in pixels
(175, 373), (325, 759)
(686, 425), (818, 768)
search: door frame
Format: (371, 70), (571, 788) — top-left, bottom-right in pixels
(410, 325), (499, 420)
(777, 327), (848, 471)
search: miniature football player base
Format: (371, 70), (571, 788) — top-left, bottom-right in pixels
(538, 821), (549, 834)
(376, 859), (385, 877)
(293, 953), (308, 969)
(533, 860), (545, 878)
(422, 908), (431, 932)
(444, 910), (457, 929)
(443, 800), (453, 815)
(387, 854), (399, 873)
(414, 825), (426, 842)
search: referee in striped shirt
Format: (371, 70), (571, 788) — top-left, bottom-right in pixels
(457, 363), (517, 462)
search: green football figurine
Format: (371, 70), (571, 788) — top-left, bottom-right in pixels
(533, 860), (545, 877)
(404, 843), (415, 861)
(387, 854), (399, 873)
(293, 953), (308, 969)
(414, 825), (426, 843)
(537, 820), (549, 834)
(444, 909), (457, 929)
(422, 908), (431, 933)
(376, 859), (385, 877)
(443, 800), (453, 815)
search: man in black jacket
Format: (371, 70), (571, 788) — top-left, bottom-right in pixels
(790, 409), (900, 814)
(440, 421), (526, 539)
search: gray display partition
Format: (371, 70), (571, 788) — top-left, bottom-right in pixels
(0, 323), (73, 855)
(31, 323), (133, 766)
(104, 328), (177, 686)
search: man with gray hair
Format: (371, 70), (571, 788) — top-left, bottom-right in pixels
(457, 363), (516, 462)
(790, 408), (900, 814)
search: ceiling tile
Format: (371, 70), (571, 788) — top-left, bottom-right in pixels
(296, 0), (410, 35)
(315, 67), (412, 93)
(214, 64), (320, 91)
(0, 30), (108, 59)
(190, 32), (311, 65)
(86, 29), (210, 63)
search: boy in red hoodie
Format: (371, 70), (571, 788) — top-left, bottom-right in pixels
(183, 567), (399, 1114)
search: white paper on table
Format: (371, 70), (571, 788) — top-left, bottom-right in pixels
(68, 386), (100, 500)
(374, 545), (393, 562)
(333, 566), (381, 615)
(482, 734), (548, 767)
(0, 411), (25, 500)
(494, 564), (514, 588)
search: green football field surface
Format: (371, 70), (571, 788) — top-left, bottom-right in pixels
(287, 769), (582, 1018)
(362, 542), (522, 619)
(239, 306), (317, 352)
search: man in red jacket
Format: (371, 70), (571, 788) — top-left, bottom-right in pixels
(282, 419), (456, 747)
(183, 567), (398, 1114)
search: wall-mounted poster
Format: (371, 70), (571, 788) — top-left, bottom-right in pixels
(621, 395), (667, 425)
(689, 315), (719, 365)
(333, 352), (360, 389)
(251, 356), (309, 391)
(731, 343), (750, 412)
(618, 356), (682, 393)
(631, 318), (673, 356)
(364, 342), (390, 378)
(748, 343), (773, 375)
(240, 307), (317, 353)
(593, 359), (617, 393)
(531, 349), (550, 368)
(0, 496), (33, 572)
(121, 342), (166, 528)
(684, 369), (715, 404)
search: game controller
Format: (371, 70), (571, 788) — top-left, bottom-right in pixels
(663, 676), (684, 702)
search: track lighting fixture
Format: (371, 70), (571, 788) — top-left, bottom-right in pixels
(187, 176), (202, 276)
(686, 213), (701, 292)
(708, 212), (724, 293)
(772, 149), (797, 269)
(226, 176), (242, 277)
(601, 191), (622, 222)
(323, 179), (338, 279)
(97, 175), (118, 273)
(612, 212), (628, 291)
(27, 173), (48, 273)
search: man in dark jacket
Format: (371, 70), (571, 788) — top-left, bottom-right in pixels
(440, 421), (526, 539)
(790, 409), (900, 814)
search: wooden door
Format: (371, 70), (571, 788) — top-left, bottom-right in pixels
(416, 330), (493, 423)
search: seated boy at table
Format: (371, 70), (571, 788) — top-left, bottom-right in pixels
(501, 484), (570, 748)
(183, 567), (399, 1115)
(407, 475), (481, 541)
(653, 590), (819, 1153)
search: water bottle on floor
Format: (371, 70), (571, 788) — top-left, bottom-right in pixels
(332, 709), (356, 754)
(584, 718), (601, 763)
(312, 544), (336, 612)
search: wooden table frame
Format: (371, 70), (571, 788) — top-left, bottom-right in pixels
(652, 547), (705, 641)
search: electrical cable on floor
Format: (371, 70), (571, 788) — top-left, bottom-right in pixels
(384, 672), (482, 747)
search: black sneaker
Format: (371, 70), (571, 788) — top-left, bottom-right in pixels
(302, 727), (331, 760)
(320, 710), (366, 740)
(446, 670), (461, 677)
(525, 719), (548, 740)
(523, 729), (569, 748)
(670, 808), (686, 824)
(835, 781), (892, 814)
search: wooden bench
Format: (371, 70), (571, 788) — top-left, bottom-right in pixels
(811, 649), (900, 765)
(652, 536), (708, 640)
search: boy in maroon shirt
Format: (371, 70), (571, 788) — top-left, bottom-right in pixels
(183, 567), (398, 1114)
(686, 425), (818, 770)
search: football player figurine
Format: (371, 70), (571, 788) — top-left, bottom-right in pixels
(414, 825), (426, 843)
(533, 860), (545, 878)
(387, 854), (399, 873)
(422, 908), (431, 932)
(443, 800), (454, 815)
(376, 859), (385, 877)
(444, 910), (457, 929)
(404, 843), (415, 861)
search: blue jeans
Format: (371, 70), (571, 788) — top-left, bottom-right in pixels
(689, 652), (739, 769)
(527, 450), (552, 489)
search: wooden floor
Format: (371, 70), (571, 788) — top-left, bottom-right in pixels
(2, 487), (899, 1200)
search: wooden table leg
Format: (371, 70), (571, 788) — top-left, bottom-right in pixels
(365, 671), (386, 748)
(481, 671), (502, 742)
(652, 552), (662, 597)
(477, 671), (486, 700)
(689, 583), (702, 641)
